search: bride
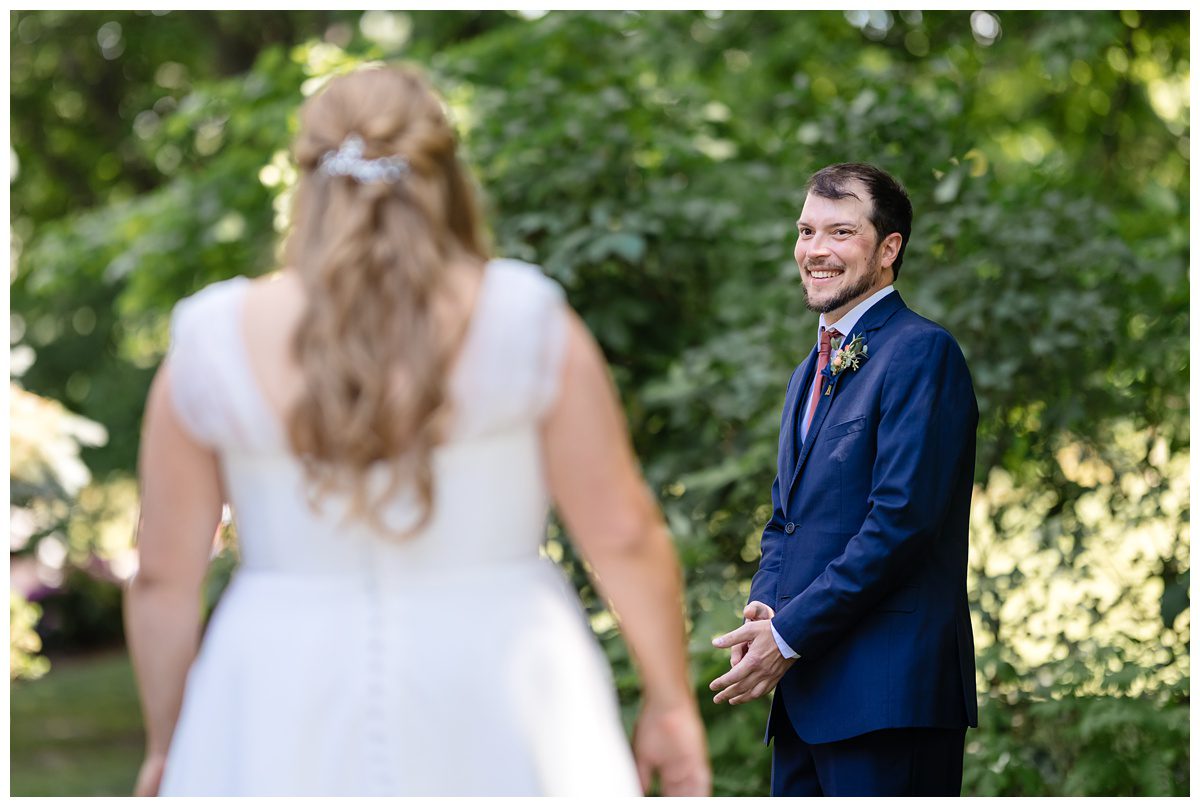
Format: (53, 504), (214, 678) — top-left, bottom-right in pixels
(123, 64), (709, 796)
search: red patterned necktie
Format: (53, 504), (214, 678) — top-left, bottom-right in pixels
(804, 326), (842, 435)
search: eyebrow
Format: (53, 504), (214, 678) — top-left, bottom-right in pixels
(795, 220), (860, 229)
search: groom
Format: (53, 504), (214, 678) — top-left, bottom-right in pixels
(710, 163), (978, 796)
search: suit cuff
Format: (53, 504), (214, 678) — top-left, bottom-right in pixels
(771, 621), (800, 659)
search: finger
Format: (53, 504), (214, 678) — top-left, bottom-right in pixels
(672, 772), (713, 798)
(712, 622), (755, 649)
(666, 774), (711, 798)
(713, 667), (759, 703)
(744, 601), (773, 620)
(714, 680), (752, 705)
(730, 642), (747, 667)
(635, 754), (653, 795)
(718, 660), (777, 704)
(730, 677), (776, 706)
(727, 679), (765, 705)
(709, 659), (752, 692)
(662, 761), (711, 797)
(728, 691), (758, 706)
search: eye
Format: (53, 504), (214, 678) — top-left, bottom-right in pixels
(798, 226), (813, 237)
(835, 228), (853, 236)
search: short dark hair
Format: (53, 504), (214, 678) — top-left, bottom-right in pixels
(805, 163), (912, 278)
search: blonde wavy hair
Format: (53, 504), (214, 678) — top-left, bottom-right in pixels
(283, 65), (488, 533)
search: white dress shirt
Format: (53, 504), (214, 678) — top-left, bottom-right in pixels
(771, 285), (895, 660)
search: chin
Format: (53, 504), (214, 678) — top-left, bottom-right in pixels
(802, 289), (837, 314)
(803, 295), (833, 315)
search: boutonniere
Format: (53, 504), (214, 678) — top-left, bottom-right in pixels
(822, 333), (868, 395)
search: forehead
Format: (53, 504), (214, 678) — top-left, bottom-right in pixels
(799, 180), (874, 225)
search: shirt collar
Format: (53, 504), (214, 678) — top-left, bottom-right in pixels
(819, 285), (895, 345)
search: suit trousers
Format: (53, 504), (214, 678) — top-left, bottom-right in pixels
(769, 696), (966, 796)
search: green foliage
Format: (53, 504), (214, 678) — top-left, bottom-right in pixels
(967, 681), (1189, 796)
(10, 10), (359, 224)
(9, 10), (1189, 796)
(11, 593), (51, 681)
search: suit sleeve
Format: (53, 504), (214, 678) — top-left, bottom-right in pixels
(771, 329), (977, 658)
(746, 366), (805, 612)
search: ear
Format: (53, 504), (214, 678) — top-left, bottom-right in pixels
(878, 232), (903, 271)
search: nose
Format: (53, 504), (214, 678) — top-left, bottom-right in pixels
(806, 235), (833, 258)
(806, 230), (835, 255)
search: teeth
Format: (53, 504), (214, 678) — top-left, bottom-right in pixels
(811, 271), (840, 279)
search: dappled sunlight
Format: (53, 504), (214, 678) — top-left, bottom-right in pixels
(10, 384), (108, 506)
(67, 479), (140, 583)
(970, 424), (1188, 699)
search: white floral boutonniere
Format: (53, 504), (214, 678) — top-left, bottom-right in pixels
(823, 333), (868, 395)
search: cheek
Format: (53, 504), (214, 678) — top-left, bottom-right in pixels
(832, 251), (859, 271)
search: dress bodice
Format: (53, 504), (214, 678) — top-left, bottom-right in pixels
(165, 259), (569, 577)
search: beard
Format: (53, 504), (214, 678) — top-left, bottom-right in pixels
(802, 253), (881, 315)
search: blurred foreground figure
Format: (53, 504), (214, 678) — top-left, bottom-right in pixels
(125, 65), (708, 797)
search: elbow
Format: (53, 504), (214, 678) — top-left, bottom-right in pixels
(125, 564), (203, 600)
(124, 572), (203, 629)
(590, 485), (663, 557)
(125, 570), (169, 603)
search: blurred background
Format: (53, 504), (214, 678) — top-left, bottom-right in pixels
(9, 10), (1188, 796)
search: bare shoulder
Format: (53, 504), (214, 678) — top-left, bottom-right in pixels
(241, 270), (307, 352)
(243, 269), (305, 315)
(238, 270), (307, 416)
(559, 305), (605, 372)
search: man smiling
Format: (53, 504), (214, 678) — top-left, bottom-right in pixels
(711, 163), (979, 796)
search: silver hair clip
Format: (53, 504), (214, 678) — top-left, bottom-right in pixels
(318, 134), (409, 184)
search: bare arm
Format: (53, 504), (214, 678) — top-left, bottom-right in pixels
(541, 310), (709, 796)
(123, 362), (223, 795)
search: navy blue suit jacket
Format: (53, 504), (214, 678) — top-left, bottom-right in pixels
(750, 291), (979, 744)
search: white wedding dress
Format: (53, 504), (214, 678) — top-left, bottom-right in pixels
(157, 259), (641, 796)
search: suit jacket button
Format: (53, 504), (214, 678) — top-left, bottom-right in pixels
(785, 522), (796, 534)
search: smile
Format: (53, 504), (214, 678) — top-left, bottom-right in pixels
(809, 270), (843, 280)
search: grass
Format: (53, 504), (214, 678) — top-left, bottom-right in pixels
(11, 646), (1186, 796)
(10, 649), (144, 797)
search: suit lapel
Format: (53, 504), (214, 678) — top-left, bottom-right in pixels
(782, 345), (819, 483)
(784, 291), (909, 502)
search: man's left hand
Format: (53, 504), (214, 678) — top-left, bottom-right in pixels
(709, 619), (795, 705)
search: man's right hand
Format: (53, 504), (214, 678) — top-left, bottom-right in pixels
(731, 601), (775, 667)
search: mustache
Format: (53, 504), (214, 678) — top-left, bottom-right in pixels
(803, 259), (845, 272)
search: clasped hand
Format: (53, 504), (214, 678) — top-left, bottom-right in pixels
(709, 601), (794, 706)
